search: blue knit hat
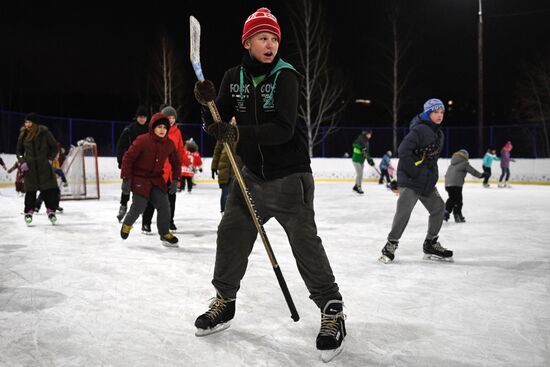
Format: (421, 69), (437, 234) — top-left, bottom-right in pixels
(424, 99), (444, 114)
(420, 98), (444, 121)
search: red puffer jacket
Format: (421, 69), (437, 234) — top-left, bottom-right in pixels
(162, 123), (190, 182)
(121, 119), (181, 199)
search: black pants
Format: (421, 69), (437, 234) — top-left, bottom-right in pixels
(499, 167), (510, 182)
(143, 180), (176, 226)
(25, 188), (59, 213)
(35, 189), (61, 210)
(180, 177), (193, 192)
(445, 186), (463, 216)
(212, 168), (342, 309)
(378, 169), (391, 184)
(482, 166), (491, 184)
(219, 178), (234, 213)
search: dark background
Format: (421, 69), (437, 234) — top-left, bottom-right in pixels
(1, 1), (549, 127)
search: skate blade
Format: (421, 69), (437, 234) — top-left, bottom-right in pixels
(320, 344), (344, 363)
(141, 231), (154, 236)
(195, 321), (231, 337)
(423, 254), (453, 262)
(378, 255), (393, 264)
(161, 242), (179, 248)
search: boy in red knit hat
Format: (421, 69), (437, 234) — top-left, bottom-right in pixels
(193, 7), (346, 362)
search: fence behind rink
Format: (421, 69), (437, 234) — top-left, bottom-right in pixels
(1, 110), (548, 159)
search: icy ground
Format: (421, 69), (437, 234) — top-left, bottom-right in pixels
(1, 181), (549, 367)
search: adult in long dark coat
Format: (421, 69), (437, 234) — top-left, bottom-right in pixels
(16, 113), (60, 222)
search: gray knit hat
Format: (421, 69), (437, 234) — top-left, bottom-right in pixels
(161, 106), (177, 120)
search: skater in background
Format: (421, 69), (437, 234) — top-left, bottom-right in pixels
(211, 126), (242, 214)
(444, 149), (487, 223)
(7, 161), (25, 195)
(379, 99), (452, 263)
(115, 106), (149, 222)
(193, 7), (345, 361)
(0, 156), (7, 171)
(378, 150), (392, 185)
(499, 141), (514, 188)
(15, 113), (60, 225)
(180, 138), (203, 193)
(119, 112), (181, 247)
(351, 129), (374, 194)
(142, 106), (189, 233)
(481, 147), (500, 187)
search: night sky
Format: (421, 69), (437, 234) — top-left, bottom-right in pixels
(1, 0), (549, 126)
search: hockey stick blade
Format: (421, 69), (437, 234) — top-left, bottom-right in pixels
(189, 15), (205, 82)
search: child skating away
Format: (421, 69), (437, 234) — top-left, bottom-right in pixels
(378, 150), (392, 185)
(211, 137), (242, 214)
(498, 141), (514, 188)
(481, 147), (500, 187)
(193, 8), (345, 361)
(180, 138), (203, 193)
(119, 112), (181, 247)
(351, 129), (374, 194)
(379, 99), (452, 263)
(7, 161), (25, 195)
(444, 149), (487, 223)
(15, 113), (60, 225)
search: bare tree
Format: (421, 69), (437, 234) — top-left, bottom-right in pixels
(287, 0), (347, 157)
(517, 55), (550, 157)
(377, 4), (415, 154)
(150, 34), (183, 111)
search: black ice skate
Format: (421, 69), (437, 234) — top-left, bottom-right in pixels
(160, 233), (179, 247)
(195, 296), (236, 336)
(116, 205), (127, 223)
(141, 223), (152, 235)
(454, 213), (465, 223)
(443, 210), (450, 222)
(379, 239), (399, 263)
(317, 300), (346, 363)
(169, 222), (177, 232)
(120, 224), (132, 239)
(423, 236), (453, 262)
(352, 185), (364, 194)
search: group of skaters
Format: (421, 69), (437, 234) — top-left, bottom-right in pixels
(348, 98), (516, 267)
(3, 7), (525, 363)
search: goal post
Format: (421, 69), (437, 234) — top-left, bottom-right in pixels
(60, 140), (100, 200)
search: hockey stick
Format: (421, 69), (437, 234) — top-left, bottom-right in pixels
(189, 16), (299, 322)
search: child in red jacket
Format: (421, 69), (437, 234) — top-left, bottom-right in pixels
(180, 138), (203, 193)
(120, 113), (181, 247)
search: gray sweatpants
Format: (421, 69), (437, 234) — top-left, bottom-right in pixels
(353, 161), (364, 187)
(212, 168), (342, 309)
(387, 186), (445, 241)
(123, 187), (171, 236)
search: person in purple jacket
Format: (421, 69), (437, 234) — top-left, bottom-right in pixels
(498, 141), (514, 188)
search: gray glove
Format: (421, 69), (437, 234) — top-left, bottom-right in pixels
(121, 178), (131, 194)
(168, 180), (178, 195)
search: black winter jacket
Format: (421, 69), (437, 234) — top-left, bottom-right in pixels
(203, 58), (311, 180)
(116, 122), (149, 168)
(397, 115), (444, 195)
(16, 125), (59, 192)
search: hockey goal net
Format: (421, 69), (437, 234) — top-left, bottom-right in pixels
(60, 140), (100, 200)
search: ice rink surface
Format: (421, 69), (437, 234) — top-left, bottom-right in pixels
(1, 181), (549, 366)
